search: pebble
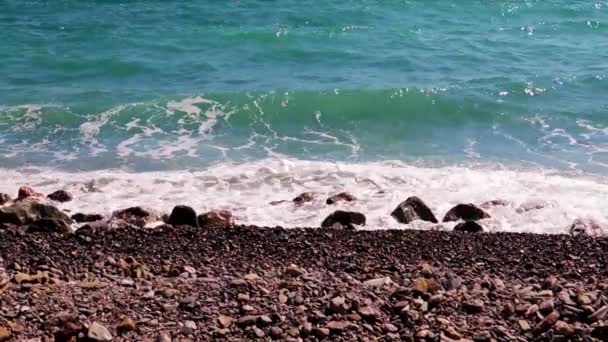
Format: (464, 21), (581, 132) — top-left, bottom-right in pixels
(286, 264), (305, 277)
(590, 305), (608, 322)
(463, 299), (484, 314)
(312, 327), (330, 338)
(363, 276), (393, 287)
(218, 315), (233, 328)
(539, 300), (554, 314)
(0, 327), (10, 342)
(554, 320), (575, 336)
(237, 315), (259, 326)
(116, 317), (136, 333)
(269, 327), (283, 338)
(88, 321), (113, 341)
(533, 311), (559, 335)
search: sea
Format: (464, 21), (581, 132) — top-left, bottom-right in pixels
(1, 1), (608, 233)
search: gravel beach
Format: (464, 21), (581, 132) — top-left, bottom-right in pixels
(1, 223), (608, 341)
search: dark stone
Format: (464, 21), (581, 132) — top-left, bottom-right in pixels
(168, 205), (198, 227)
(198, 210), (233, 227)
(27, 218), (71, 233)
(391, 196), (438, 224)
(326, 192), (356, 205)
(71, 213), (104, 223)
(0, 202), (72, 226)
(321, 210), (366, 229)
(443, 204), (490, 222)
(112, 206), (159, 228)
(592, 325), (608, 339)
(293, 192), (318, 205)
(47, 190), (73, 203)
(454, 221), (484, 233)
(0, 193), (10, 205)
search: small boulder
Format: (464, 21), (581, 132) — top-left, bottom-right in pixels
(87, 321), (112, 341)
(111, 207), (159, 228)
(27, 218), (72, 233)
(116, 317), (136, 333)
(47, 190), (73, 203)
(198, 210), (233, 227)
(443, 204), (490, 222)
(0, 193), (10, 205)
(0, 202), (72, 227)
(391, 196), (438, 224)
(570, 218), (604, 237)
(17, 185), (44, 201)
(321, 210), (366, 229)
(326, 192), (356, 205)
(453, 221), (484, 233)
(293, 192), (318, 205)
(167, 205), (198, 227)
(71, 213), (104, 223)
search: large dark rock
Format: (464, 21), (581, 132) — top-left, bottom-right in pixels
(27, 218), (71, 233)
(168, 205), (198, 227)
(0, 202), (72, 229)
(47, 190), (73, 203)
(453, 221), (484, 233)
(321, 210), (366, 229)
(198, 210), (234, 227)
(326, 192), (356, 205)
(391, 196), (438, 224)
(0, 193), (10, 205)
(112, 206), (159, 228)
(71, 213), (104, 223)
(443, 204), (490, 222)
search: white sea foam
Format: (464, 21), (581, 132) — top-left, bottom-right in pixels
(0, 159), (606, 234)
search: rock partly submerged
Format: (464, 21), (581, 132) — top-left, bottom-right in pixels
(321, 210), (366, 229)
(326, 192), (356, 205)
(0, 201), (72, 232)
(47, 190), (73, 203)
(198, 210), (234, 227)
(443, 203), (490, 222)
(391, 196), (438, 224)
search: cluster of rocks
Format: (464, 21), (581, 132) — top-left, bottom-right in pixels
(1, 223), (608, 340)
(0, 186), (601, 237)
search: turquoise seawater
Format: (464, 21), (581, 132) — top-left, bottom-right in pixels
(1, 1), (608, 172)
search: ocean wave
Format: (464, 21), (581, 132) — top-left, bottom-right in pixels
(0, 158), (606, 234)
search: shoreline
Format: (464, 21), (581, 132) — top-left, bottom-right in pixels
(1, 224), (608, 340)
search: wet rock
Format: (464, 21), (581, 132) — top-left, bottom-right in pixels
(321, 210), (366, 229)
(443, 204), (490, 222)
(0, 201), (72, 227)
(391, 196), (438, 224)
(0, 193), (10, 205)
(570, 218), (604, 237)
(112, 206), (159, 228)
(88, 321), (113, 341)
(533, 311), (559, 335)
(453, 221), (484, 233)
(27, 217), (72, 233)
(17, 185), (44, 201)
(293, 192), (318, 205)
(197, 210), (233, 227)
(116, 317), (136, 333)
(326, 192), (356, 205)
(479, 199), (509, 209)
(167, 205), (198, 227)
(71, 213), (104, 223)
(47, 190), (73, 202)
